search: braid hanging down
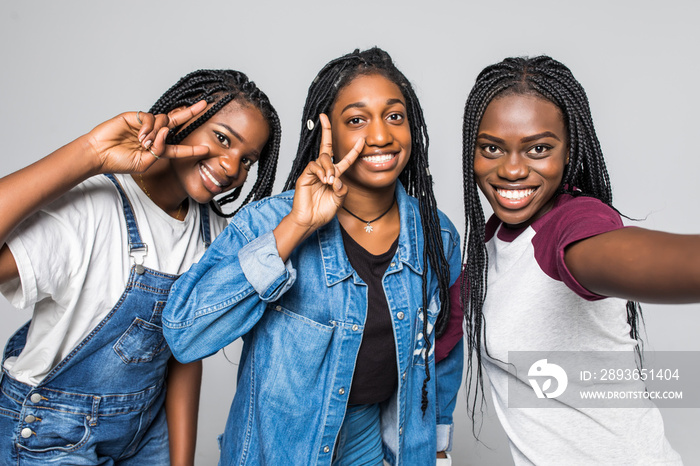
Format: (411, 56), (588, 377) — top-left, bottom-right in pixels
(150, 69), (282, 217)
(284, 47), (453, 414)
(461, 55), (644, 433)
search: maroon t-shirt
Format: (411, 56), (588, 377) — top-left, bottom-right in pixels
(435, 194), (627, 361)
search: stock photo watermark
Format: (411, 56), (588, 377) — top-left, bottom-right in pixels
(507, 351), (699, 408)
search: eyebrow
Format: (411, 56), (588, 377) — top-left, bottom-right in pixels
(477, 131), (562, 144)
(216, 123), (261, 158)
(340, 98), (405, 114)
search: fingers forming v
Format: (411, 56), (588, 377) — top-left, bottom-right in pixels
(316, 113), (364, 180)
(334, 137), (364, 177)
(167, 100), (208, 129)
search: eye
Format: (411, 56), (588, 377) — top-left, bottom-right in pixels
(347, 117), (365, 126)
(479, 144), (502, 158)
(241, 157), (256, 171)
(387, 113), (404, 123)
(214, 131), (230, 148)
(527, 144), (551, 157)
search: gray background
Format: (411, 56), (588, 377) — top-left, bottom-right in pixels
(1, 1), (699, 464)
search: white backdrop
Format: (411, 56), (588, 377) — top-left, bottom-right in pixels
(1, 1), (699, 464)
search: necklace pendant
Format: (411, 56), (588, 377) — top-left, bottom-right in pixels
(364, 223), (374, 233)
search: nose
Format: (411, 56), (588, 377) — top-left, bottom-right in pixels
(497, 153), (528, 180)
(218, 151), (241, 180)
(364, 119), (392, 147)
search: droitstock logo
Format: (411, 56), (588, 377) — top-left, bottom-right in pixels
(528, 359), (568, 399)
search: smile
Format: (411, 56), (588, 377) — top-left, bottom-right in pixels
(496, 188), (535, 200)
(200, 164), (224, 188)
(361, 153), (395, 163)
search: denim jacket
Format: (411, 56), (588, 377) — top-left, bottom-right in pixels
(162, 181), (463, 466)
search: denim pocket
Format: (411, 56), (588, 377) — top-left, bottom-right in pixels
(15, 409), (91, 454)
(254, 303), (334, 408)
(113, 318), (168, 364)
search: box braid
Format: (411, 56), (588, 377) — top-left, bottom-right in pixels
(461, 55), (643, 432)
(283, 47), (452, 414)
(148, 69), (281, 217)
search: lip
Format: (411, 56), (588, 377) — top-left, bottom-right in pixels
(359, 151), (399, 169)
(493, 186), (537, 209)
(199, 162), (231, 194)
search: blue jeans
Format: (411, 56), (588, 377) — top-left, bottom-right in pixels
(332, 404), (384, 466)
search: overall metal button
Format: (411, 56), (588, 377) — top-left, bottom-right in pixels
(396, 311), (405, 320)
(30, 393), (42, 403)
(352, 324), (359, 331)
(20, 428), (33, 438)
(338, 387), (345, 395)
(323, 445), (330, 453)
(24, 415), (36, 423)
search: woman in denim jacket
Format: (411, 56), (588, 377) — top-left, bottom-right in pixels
(163, 48), (463, 465)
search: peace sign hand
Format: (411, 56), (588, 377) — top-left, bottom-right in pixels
(85, 100), (210, 175)
(290, 113), (364, 232)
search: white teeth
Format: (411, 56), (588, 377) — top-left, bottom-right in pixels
(362, 154), (394, 163)
(201, 165), (222, 187)
(497, 188), (534, 200)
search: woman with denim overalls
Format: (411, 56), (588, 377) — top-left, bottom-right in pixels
(0, 70), (281, 465)
(163, 48), (464, 465)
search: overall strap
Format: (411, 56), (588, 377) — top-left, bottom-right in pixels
(198, 203), (212, 248)
(104, 174), (148, 272)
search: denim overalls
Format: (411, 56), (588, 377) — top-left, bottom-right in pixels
(0, 174), (210, 465)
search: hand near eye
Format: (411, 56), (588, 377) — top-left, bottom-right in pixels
(291, 113), (364, 231)
(85, 100), (210, 175)
(273, 114), (364, 261)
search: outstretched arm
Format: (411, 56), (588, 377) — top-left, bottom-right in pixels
(0, 102), (209, 283)
(565, 227), (700, 303)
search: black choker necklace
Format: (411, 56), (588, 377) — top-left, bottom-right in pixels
(342, 197), (396, 233)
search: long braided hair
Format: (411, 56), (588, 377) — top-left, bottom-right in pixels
(149, 69), (281, 217)
(461, 55), (644, 429)
(284, 47), (452, 413)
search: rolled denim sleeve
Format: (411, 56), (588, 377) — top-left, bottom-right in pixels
(436, 337), (463, 451)
(238, 231), (296, 302)
(162, 197), (296, 364)
(435, 213), (464, 452)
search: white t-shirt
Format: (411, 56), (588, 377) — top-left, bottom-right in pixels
(0, 174), (227, 385)
(482, 195), (681, 465)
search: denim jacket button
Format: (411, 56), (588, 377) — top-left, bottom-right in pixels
(402, 372), (406, 380)
(397, 311), (405, 320)
(24, 415), (36, 423)
(275, 305), (282, 311)
(338, 387), (345, 395)
(352, 324), (359, 331)
(30, 393), (42, 403)
(399, 427), (404, 435)
(323, 445), (330, 453)
(20, 428), (33, 438)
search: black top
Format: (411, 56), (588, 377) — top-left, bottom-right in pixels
(340, 224), (399, 405)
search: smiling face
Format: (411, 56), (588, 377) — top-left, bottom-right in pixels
(170, 99), (270, 204)
(473, 93), (569, 228)
(329, 73), (411, 194)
